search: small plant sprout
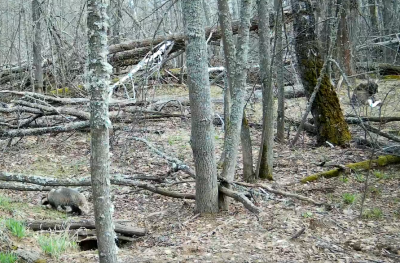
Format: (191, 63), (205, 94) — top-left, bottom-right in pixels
(38, 231), (78, 258)
(342, 193), (356, 204)
(363, 208), (383, 219)
(302, 211), (313, 218)
(5, 219), (26, 239)
(0, 252), (18, 263)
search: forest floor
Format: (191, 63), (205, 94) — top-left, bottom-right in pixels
(0, 78), (400, 262)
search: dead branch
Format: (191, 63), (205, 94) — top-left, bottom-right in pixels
(0, 171), (195, 199)
(301, 155), (400, 183)
(236, 182), (324, 206)
(346, 116), (400, 123)
(218, 186), (260, 214)
(346, 117), (400, 143)
(26, 220), (146, 236)
(0, 90), (89, 104)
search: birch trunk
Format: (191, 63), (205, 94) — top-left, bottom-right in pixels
(87, 0), (118, 262)
(182, 0), (219, 214)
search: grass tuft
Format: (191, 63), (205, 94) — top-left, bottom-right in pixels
(38, 232), (78, 258)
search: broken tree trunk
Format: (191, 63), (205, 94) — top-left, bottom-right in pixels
(301, 155), (400, 183)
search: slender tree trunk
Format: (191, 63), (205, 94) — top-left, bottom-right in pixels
(87, 0), (118, 262)
(219, 0), (253, 210)
(368, 0), (379, 61)
(290, 0), (351, 146)
(275, 0), (285, 142)
(112, 0), (122, 74)
(182, 0), (219, 214)
(348, 0), (359, 76)
(337, 0), (353, 76)
(256, 0), (273, 180)
(32, 0), (43, 94)
(382, 0), (394, 63)
(241, 111), (255, 182)
(217, 0), (235, 137)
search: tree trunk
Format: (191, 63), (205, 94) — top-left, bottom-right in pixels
(32, 0), (43, 94)
(256, 0), (274, 180)
(291, 0), (351, 146)
(368, 0), (380, 61)
(382, 0), (394, 63)
(275, 0), (285, 142)
(87, 0), (118, 262)
(241, 111), (255, 182)
(337, 0), (353, 76)
(219, 0), (253, 210)
(182, 0), (219, 214)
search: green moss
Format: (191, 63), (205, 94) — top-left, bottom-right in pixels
(299, 56), (351, 146)
(382, 75), (400, 80)
(301, 155), (400, 183)
(111, 78), (120, 83)
(50, 87), (70, 96)
(301, 168), (339, 183)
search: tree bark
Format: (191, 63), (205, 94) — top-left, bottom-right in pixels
(219, 0), (253, 209)
(256, 0), (274, 180)
(275, 0), (285, 142)
(32, 0), (43, 93)
(182, 0), (219, 214)
(87, 0), (118, 262)
(290, 0), (351, 146)
(337, 0), (353, 76)
(241, 111), (255, 182)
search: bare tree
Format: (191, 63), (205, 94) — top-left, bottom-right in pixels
(219, 0), (253, 209)
(182, 0), (219, 214)
(217, 0), (254, 184)
(32, 0), (43, 93)
(87, 0), (118, 262)
(290, 0), (351, 146)
(256, 0), (274, 180)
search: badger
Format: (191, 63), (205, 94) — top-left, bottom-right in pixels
(41, 188), (89, 215)
(351, 81), (379, 107)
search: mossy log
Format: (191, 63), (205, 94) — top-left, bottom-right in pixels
(301, 155), (400, 183)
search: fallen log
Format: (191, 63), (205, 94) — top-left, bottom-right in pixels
(356, 63), (400, 75)
(300, 155), (400, 183)
(26, 219), (146, 236)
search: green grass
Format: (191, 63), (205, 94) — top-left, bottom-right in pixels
(373, 171), (386, 179)
(5, 219), (26, 239)
(301, 211), (313, 218)
(0, 252), (18, 263)
(0, 195), (12, 211)
(339, 176), (348, 183)
(363, 208), (383, 219)
(38, 232), (78, 258)
(354, 173), (365, 182)
(342, 193), (357, 204)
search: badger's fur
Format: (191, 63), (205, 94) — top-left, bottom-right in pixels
(41, 188), (89, 215)
(351, 81), (379, 106)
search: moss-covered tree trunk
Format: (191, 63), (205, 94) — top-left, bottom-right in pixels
(291, 0), (351, 146)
